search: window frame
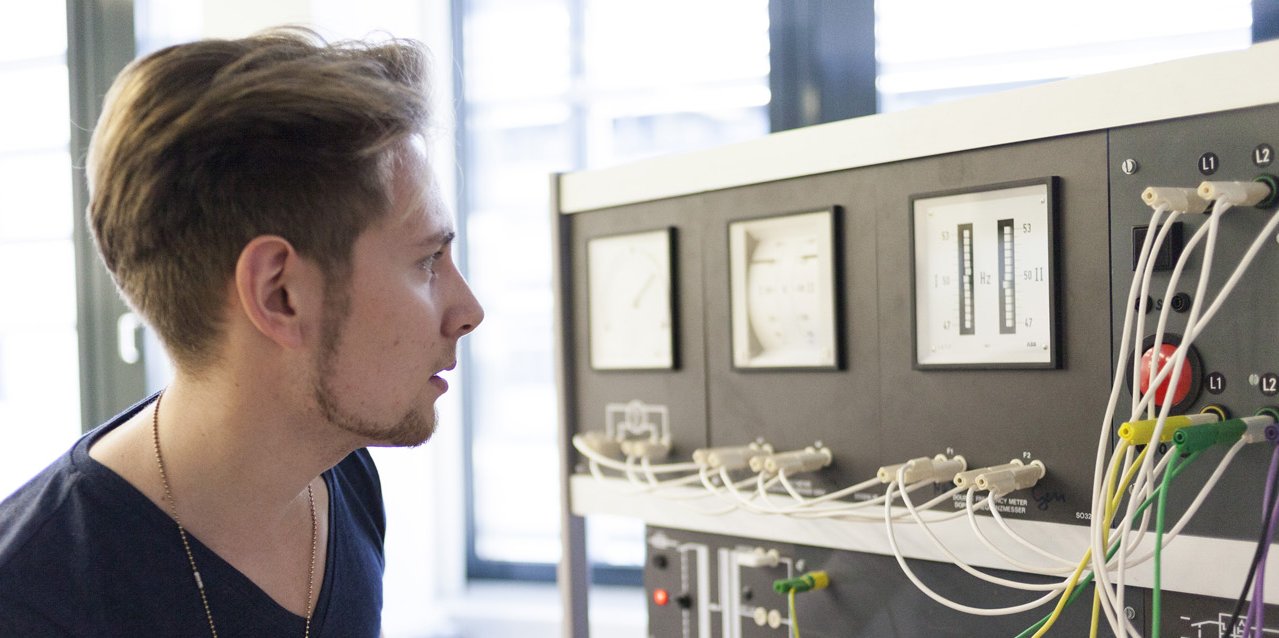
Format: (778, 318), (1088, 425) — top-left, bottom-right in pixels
(68, 0), (148, 431)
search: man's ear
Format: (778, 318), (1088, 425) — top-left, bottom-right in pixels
(233, 235), (318, 349)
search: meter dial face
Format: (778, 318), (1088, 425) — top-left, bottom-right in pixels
(911, 180), (1058, 369)
(587, 229), (676, 370)
(729, 209), (839, 369)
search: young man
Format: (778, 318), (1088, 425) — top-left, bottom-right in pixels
(0, 28), (482, 636)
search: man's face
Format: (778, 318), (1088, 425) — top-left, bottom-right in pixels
(311, 142), (483, 447)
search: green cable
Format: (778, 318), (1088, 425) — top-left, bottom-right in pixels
(1151, 450), (1185, 638)
(1014, 450), (1202, 638)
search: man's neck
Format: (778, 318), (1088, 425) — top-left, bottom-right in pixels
(88, 373), (357, 538)
(88, 374), (350, 616)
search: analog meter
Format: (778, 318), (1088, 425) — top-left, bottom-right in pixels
(911, 179), (1059, 369)
(587, 228), (677, 370)
(729, 208), (840, 370)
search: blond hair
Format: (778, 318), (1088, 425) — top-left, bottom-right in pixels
(87, 27), (431, 372)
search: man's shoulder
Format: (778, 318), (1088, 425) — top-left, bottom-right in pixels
(0, 452), (101, 633)
(0, 396), (154, 573)
(0, 396), (165, 635)
(0, 449), (83, 570)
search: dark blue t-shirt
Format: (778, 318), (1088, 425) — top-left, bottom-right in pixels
(0, 395), (386, 637)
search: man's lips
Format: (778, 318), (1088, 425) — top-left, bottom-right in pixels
(430, 362), (456, 392)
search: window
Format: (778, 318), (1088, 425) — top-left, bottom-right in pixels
(458, 0), (770, 581)
(875, 0), (1252, 112)
(0, 2), (81, 500)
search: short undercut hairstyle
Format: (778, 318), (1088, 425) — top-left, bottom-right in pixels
(87, 27), (431, 372)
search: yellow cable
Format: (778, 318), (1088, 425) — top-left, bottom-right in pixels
(1038, 443), (1146, 638)
(1089, 444), (1150, 638)
(1031, 548), (1091, 638)
(1110, 445), (1149, 515)
(1089, 592), (1101, 638)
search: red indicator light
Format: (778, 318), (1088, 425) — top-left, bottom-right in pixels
(653, 588), (670, 606)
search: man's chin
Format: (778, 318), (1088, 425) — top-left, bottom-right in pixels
(365, 407), (437, 448)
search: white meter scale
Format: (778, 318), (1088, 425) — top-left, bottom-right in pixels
(587, 228), (677, 370)
(729, 208), (840, 370)
(911, 179), (1059, 369)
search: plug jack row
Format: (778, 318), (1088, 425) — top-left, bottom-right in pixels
(575, 428), (1061, 499)
(1142, 176), (1279, 212)
(877, 455), (1046, 498)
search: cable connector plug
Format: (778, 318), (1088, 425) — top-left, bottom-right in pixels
(1242, 416), (1275, 445)
(735, 547), (780, 568)
(692, 442), (774, 471)
(1141, 187), (1209, 213)
(1175, 415), (1275, 453)
(1197, 180), (1274, 207)
(1239, 413), (1277, 445)
(574, 431), (622, 459)
(877, 454), (966, 484)
(975, 460), (1046, 498)
(1118, 413), (1218, 445)
(953, 461), (1023, 489)
(773, 571), (829, 594)
(619, 438), (671, 461)
(749, 446), (833, 475)
(1173, 421), (1244, 454)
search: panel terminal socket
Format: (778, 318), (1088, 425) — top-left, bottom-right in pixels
(877, 454), (967, 484)
(1255, 174), (1279, 208)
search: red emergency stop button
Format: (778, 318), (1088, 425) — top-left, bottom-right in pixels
(653, 588), (669, 606)
(1139, 344), (1193, 407)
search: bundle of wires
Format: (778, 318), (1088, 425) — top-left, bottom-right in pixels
(1087, 184), (1279, 636)
(1229, 442), (1279, 636)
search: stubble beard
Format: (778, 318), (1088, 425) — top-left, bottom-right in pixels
(311, 281), (437, 448)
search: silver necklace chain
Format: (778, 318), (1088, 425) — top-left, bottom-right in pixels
(151, 392), (317, 638)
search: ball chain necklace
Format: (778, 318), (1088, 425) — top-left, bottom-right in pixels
(151, 392), (318, 638)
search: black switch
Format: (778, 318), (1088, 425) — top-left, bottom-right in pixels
(651, 554), (668, 570)
(676, 592), (693, 609)
(1132, 222), (1184, 272)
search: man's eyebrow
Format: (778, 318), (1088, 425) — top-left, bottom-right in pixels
(415, 230), (456, 247)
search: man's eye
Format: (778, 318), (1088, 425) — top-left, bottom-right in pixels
(420, 252), (443, 272)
